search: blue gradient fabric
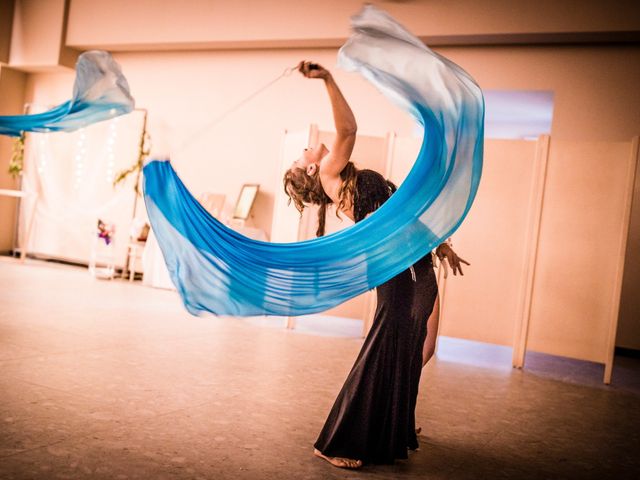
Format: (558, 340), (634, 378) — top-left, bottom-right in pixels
(143, 5), (484, 317)
(0, 51), (134, 137)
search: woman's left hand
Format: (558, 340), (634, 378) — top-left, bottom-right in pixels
(436, 243), (470, 276)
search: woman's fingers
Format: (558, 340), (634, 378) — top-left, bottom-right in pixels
(298, 60), (312, 75)
(438, 249), (470, 276)
(447, 253), (465, 276)
(298, 61), (325, 78)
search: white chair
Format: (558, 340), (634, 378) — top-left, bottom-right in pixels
(124, 219), (149, 282)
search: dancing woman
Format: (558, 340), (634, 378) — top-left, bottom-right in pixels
(283, 61), (468, 468)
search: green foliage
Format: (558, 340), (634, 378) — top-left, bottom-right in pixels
(113, 113), (150, 196)
(8, 133), (25, 178)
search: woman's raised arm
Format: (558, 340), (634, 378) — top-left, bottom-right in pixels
(298, 61), (357, 178)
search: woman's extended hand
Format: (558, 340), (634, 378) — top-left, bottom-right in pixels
(297, 60), (331, 80)
(436, 243), (470, 276)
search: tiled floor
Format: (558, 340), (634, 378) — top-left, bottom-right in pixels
(0, 258), (639, 479)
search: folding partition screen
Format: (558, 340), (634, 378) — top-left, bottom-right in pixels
(389, 135), (638, 383)
(524, 138), (638, 383)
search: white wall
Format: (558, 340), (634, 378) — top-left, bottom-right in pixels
(21, 44), (640, 231)
(23, 48), (415, 236)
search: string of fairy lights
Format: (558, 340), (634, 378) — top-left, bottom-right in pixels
(36, 133), (51, 175)
(70, 116), (120, 189)
(21, 113), (144, 268)
(105, 117), (119, 184)
(73, 128), (87, 190)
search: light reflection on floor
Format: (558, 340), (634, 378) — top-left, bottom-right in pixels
(244, 313), (640, 394)
(242, 314), (364, 338)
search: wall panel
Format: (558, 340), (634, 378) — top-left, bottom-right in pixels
(9, 0), (77, 70)
(617, 143), (640, 350)
(439, 140), (538, 346)
(527, 140), (633, 363)
(66, 0), (640, 50)
(0, 66), (27, 253)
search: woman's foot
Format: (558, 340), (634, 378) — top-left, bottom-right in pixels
(411, 427), (423, 453)
(314, 448), (362, 469)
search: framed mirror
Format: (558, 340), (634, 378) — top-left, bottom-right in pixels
(233, 184), (259, 221)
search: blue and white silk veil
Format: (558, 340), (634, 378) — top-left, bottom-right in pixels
(0, 51), (134, 136)
(143, 5), (484, 317)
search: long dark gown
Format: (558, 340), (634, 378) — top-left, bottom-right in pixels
(314, 169), (439, 465)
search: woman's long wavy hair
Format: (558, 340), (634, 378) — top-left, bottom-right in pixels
(283, 161), (358, 237)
